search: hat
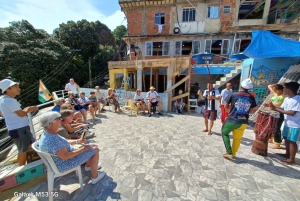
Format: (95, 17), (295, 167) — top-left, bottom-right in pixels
(0, 79), (19, 93)
(150, 86), (155, 90)
(241, 78), (253, 89)
(79, 91), (85, 94)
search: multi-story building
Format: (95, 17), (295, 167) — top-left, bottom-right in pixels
(108, 0), (300, 110)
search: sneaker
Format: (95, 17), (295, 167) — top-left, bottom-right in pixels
(86, 132), (95, 139)
(157, 112), (163, 115)
(85, 164), (102, 171)
(91, 171), (106, 184)
(148, 113), (152, 117)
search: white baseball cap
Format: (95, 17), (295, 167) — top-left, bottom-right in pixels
(0, 79), (19, 93)
(241, 78), (253, 89)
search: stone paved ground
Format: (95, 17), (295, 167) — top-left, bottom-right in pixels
(11, 109), (300, 201)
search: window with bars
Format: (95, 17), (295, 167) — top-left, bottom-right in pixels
(223, 6), (231, 14)
(182, 8), (196, 22)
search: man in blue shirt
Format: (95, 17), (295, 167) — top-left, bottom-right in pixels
(52, 98), (65, 112)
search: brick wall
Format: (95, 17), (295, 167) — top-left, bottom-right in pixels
(125, 6), (172, 36)
(220, 0), (235, 28)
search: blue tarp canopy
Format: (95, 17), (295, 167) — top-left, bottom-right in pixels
(244, 30), (300, 59)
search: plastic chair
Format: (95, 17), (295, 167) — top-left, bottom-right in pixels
(32, 142), (83, 201)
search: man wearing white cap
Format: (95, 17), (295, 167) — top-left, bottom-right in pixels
(146, 86), (163, 117)
(0, 79), (38, 165)
(222, 78), (257, 160)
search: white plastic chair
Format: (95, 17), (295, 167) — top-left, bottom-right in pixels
(32, 142), (83, 201)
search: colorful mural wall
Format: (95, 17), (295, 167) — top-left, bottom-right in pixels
(241, 57), (300, 104)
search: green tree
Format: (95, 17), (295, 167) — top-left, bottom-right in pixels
(0, 20), (76, 106)
(112, 25), (127, 41)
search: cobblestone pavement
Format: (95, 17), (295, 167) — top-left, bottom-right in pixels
(12, 109), (300, 201)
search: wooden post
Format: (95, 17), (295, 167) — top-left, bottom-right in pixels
(155, 69), (159, 90)
(164, 68), (166, 91)
(143, 69), (146, 92)
(150, 67), (153, 87)
(187, 53), (192, 114)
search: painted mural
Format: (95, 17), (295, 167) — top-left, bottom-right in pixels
(242, 57), (300, 105)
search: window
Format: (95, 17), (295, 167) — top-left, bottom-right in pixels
(205, 39), (212, 53)
(162, 42), (170, 56)
(175, 41), (182, 55)
(155, 13), (165, 25)
(221, 39), (230, 55)
(153, 42), (163, 56)
(182, 8), (196, 22)
(193, 41), (201, 54)
(223, 6), (231, 14)
(145, 42), (153, 56)
(233, 39), (241, 54)
(207, 6), (220, 18)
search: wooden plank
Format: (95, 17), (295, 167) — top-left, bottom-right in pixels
(187, 56), (192, 114)
(169, 92), (190, 101)
(165, 75), (190, 93)
(150, 67), (153, 87)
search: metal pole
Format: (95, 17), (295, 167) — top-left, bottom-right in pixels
(27, 113), (36, 139)
(89, 57), (92, 88)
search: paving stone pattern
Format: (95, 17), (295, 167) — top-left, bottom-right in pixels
(13, 110), (300, 201)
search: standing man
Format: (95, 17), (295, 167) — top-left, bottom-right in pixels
(65, 78), (80, 98)
(0, 79), (38, 165)
(198, 83), (220, 135)
(222, 78), (257, 160)
(219, 83), (233, 124)
(146, 86), (163, 117)
(268, 82), (300, 165)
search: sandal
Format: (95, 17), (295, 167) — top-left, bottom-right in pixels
(223, 153), (234, 160)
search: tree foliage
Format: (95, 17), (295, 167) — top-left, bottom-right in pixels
(113, 25), (127, 41)
(0, 20), (118, 106)
(0, 20), (80, 106)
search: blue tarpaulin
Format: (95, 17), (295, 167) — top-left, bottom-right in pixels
(244, 30), (300, 59)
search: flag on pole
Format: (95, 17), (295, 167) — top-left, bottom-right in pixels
(38, 80), (52, 103)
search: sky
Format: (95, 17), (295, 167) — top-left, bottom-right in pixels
(0, 0), (127, 34)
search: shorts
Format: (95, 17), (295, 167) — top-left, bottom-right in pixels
(9, 126), (35, 152)
(203, 109), (217, 121)
(282, 126), (300, 143)
(98, 98), (106, 104)
(149, 101), (158, 107)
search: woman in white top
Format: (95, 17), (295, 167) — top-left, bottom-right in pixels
(134, 89), (146, 115)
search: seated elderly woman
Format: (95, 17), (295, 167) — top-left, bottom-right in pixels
(39, 111), (105, 184)
(134, 89), (146, 115)
(107, 88), (122, 113)
(65, 91), (89, 124)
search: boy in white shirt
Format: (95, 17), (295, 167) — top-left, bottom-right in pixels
(0, 79), (38, 165)
(94, 86), (107, 112)
(134, 89), (146, 115)
(269, 82), (300, 165)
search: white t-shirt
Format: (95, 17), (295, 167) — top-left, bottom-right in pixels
(134, 94), (144, 101)
(281, 95), (300, 128)
(65, 83), (78, 94)
(220, 89), (233, 105)
(95, 91), (104, 99)
(0, 95), (29, 130)
(203, 89), (220, 110)
(78, 97), (89, 104)
(146, 91), (159, 103)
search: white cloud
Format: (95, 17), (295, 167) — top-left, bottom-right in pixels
(0, 0), (127, 34)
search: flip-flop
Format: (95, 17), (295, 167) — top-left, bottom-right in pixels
(223, 153), (235, 160)
(280, 160), (295, 165)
